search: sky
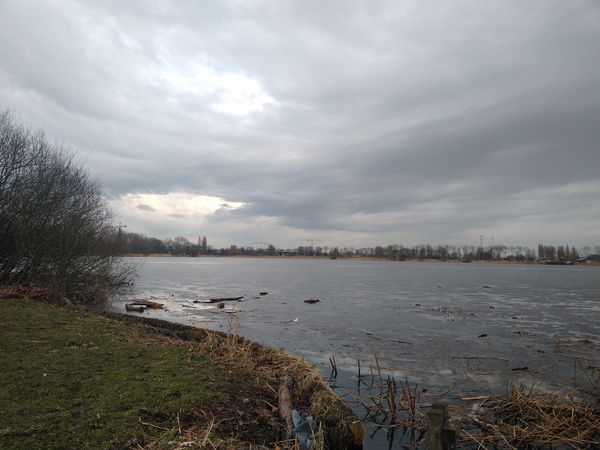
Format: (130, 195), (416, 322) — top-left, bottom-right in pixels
(1, 0), (599, 249)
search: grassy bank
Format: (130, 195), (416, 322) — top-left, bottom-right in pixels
(0, 298), (362, 449)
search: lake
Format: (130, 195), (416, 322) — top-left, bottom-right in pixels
(110, 257), (600, 447)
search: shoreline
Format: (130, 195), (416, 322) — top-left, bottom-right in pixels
(0, 297), (363, 449)
(112, 296), (600, 449)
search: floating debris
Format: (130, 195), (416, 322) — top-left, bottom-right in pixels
(129, 299), (164, 309)
(194, 296), (244, 303)
(125, 303), (146, 312)
(281, 318), (299, 323)
(209, 296), (244, 302)
(365, 332), (382, 341)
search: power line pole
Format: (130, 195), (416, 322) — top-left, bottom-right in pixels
(307, 239), (314, 256)
(480, 234), (483, 260)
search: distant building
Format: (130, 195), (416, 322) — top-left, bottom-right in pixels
(197, 235), (208, 253)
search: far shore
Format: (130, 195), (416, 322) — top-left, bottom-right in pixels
(121, 253), (600, 266)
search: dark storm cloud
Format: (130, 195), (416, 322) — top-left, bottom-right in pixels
(1, 0), (598, 246)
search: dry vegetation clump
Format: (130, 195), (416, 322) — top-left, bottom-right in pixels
(0, 284), (48, 300)
(463, 382), (600, 448)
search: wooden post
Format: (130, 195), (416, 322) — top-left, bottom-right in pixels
(426, 403), (458, 450)
(427, 403), (446, 450)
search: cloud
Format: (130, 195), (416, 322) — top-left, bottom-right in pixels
(1, 0), (599, 247)
(109, 191), (246, 240)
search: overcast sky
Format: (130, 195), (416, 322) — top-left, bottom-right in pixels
(1, 0), (599, 249)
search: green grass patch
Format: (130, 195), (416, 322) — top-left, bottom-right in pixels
(0, 299), (224, 449)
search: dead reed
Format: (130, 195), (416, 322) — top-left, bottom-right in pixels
(464, 381), (600, 448)
(333, 354), (600, 449)
(336, 355), (427, 446)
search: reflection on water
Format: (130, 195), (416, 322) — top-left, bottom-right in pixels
(110, 257), (600, 449)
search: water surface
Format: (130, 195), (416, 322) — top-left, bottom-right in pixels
(110, 257), (600, 447)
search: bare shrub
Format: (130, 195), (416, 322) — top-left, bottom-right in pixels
(0, 110), (133, 303)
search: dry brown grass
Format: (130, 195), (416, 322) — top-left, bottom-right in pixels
(0, 284), (48, 300)
(464, 382), (600, 449)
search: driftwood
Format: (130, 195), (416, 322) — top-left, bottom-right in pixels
(209, 296), (243, 302)
(125, 303), (146, 312)
(130, 299), (164, 309)
(278, 374), (294, 440)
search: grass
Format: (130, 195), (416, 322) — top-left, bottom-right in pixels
(0, 299), (239, 449)
(0, 297), (362, 449)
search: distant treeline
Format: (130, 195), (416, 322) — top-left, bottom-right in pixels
(119, 232), (599, 263)
(312, 244), (598, 262)
(351, 243), (594, 262)
(120, 233), (211, 257)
